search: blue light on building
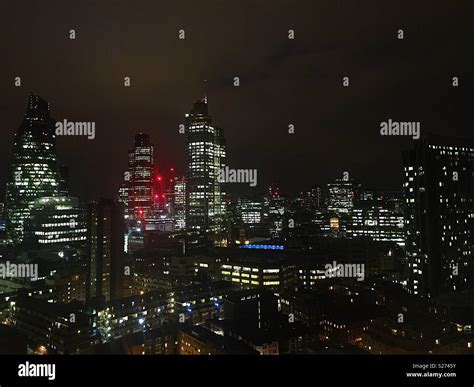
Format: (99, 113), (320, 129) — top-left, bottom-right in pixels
(239, 244), (284, 250)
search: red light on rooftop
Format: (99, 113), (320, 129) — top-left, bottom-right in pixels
(157, 176), (162, 182)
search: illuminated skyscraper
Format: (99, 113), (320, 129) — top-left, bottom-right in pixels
(237, 197), (263, 227)
(119, 133), (155, 220)
(5, 94), (66, 243)
(263, 185), (286, 238)
(404, 136), (474, 297)
(173, 177), (186, 230)
(327, 178), (361, 215)
(185, 99), (226, 234)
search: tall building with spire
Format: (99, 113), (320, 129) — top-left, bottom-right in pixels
(185, 98), (226, 235)
(5, 94), (66, 243)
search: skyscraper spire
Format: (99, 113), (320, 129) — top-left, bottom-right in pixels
(203, 79), (208, 104)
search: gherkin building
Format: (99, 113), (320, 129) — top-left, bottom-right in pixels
(5, 94), (66, 243)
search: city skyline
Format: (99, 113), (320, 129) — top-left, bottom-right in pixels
(1, 1), (473, 200)
(0, 3), (473, 381)
(1, 91), (468, 203)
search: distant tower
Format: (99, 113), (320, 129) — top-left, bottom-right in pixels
(173, 177), (186, 230)
(119, 133), (155, 220)
(6, 94), (66, 243)
(185, 98), (226, 234)
(327, 178), (361, 215)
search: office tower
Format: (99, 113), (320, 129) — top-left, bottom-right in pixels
(404, 136), (474, 297)
(23, 196), (87, 248)
(327, 178), (361, 215)
(308, 185), (323, 211)
(86, 199), (126, 303)
(347, 196), (405, 246)
(119, 133), (155, 220)
(5, 94), (65, 243)
(263, 185), (286, 238)
(185, 99), (226, 234)
(173, 177), (186, 230)
(237, 197), (263, 227)
(289, 186), (323, 217)
(220, 251), (295, 291)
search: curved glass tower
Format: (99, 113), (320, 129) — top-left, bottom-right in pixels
(6, 94), (65, 243)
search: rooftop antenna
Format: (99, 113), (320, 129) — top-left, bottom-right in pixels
(203, 79), (208, 104)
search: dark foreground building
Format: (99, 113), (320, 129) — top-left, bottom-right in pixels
(86, 199), (126, 303)
(404, 135), (474, 298)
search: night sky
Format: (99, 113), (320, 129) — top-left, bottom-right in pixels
(0, 1), (473, 200)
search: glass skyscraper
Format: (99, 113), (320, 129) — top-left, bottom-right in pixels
(119, 133), (155, 220)
(173, 177), (186, 230)
(6, 94), (66, 243)
(185, 99), (226, 235)
(327, 178), (361, 215)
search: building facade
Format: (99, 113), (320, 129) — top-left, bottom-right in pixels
(6, 94), (66, 243)
(86, 199), (126, 303)
(327, 178), (361, 215)
(185, 100), (226, 235)
(119, 133), (155, 220)
(404, 136), (474, 297)
(23, 196), (87, 248)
